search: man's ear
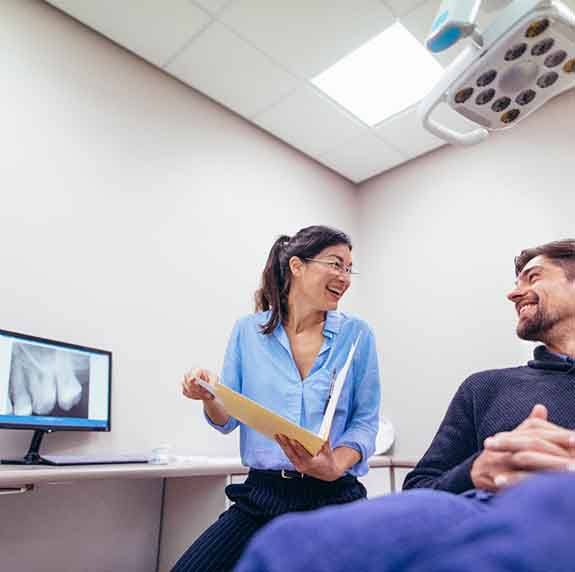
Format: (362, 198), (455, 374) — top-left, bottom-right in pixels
(288, 256), (304, 277)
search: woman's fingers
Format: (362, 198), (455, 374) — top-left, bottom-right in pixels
(275, 435), (298, 465)
(182, 367), (217, 401)
(181, 374), (214, 400)
(288, 438), (313, 461)
(275, 435), (312, 470)
(185, 368), (210, 384)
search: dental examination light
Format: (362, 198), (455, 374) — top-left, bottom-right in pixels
(418, 0), (575, 144)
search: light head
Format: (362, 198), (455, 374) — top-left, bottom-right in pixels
(420, 0), (575, 144)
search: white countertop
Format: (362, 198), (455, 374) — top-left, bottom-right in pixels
(0, 455), (416, 488)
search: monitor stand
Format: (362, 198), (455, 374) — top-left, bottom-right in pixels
(1, 429), (56, 466)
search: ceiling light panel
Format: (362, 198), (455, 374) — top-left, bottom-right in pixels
(312, 22), (443, 125)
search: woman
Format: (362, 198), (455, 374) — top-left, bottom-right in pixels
(172, 225), (381, 572)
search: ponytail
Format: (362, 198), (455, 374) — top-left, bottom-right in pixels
(255, 235), (291, 334)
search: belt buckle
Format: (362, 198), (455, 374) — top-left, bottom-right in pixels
(281, 469), (304, 479)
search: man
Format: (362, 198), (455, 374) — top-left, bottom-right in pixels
(234, 240), (575, 572)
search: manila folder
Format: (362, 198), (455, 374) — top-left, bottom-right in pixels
(198, 380), (325, 455)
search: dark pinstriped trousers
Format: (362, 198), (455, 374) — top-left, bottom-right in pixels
(170, 469), (367, 572)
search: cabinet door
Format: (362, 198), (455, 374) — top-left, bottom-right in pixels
(0, 478), (162, 572)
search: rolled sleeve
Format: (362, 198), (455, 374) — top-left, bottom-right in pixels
(204, 408), (238, 433)
(333, 327), (380, 475)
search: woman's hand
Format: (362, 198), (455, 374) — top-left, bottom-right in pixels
(275, 435), (343, 481)
(182, 368), (230, 426)
(182, 368), (216, 401)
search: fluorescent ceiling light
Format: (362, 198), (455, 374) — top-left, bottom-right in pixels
(312, 22), (443, 126)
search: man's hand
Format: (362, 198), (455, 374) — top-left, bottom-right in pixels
(471, 404), (575, 491)
(275, 436), (344, 481)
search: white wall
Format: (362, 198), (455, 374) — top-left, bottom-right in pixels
(3, 0), (574, 469)
(357, 91), (575, 458)
(0, 0), (359, 460)
(7, 1), (573, 568)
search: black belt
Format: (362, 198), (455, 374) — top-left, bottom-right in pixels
(250, 469), (307, 480)
(249, 469), (355, 484)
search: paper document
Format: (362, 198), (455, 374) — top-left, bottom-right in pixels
(198, 335), (360, 456)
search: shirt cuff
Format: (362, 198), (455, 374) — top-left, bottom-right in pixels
(203, 408), (237, 434)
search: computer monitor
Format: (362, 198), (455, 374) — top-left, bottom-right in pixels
(0, 328), (111, 465)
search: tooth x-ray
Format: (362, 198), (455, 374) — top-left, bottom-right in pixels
(7, 343), (90, 418)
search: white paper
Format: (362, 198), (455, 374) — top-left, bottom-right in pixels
(319, 334), (361, 441)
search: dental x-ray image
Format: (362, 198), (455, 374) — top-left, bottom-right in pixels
(7, 343), (90, 418)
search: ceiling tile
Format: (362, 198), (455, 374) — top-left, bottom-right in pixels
(220, 0), (395, 78)
(376, 103), (481, 159)
(317, 132), (406, 183)
(376, 106), (445, 158)
(382, 0), (428, 17)
(192, 0), (232, 15)
(253, 86), (367, 157)
(399, 0), (436, 43)
(47, 0), (211, 67)
(166, 22), (299, 118)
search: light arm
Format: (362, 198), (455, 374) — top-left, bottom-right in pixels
(427, 0), (483, 52)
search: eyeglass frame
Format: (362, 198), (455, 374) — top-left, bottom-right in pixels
(303, 258), (359, 276)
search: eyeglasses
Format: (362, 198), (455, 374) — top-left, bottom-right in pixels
(304, 258), (358, 276)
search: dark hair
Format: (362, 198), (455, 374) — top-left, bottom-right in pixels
(255, 225), (352, 334)
(514, 239), (575, 281)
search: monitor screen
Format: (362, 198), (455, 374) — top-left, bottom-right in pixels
(0, 329), (111, 432)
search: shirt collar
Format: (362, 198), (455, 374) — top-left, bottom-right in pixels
(528, 345), (575, 372)
(270, 310), (343, 354)
(323, 310), (343, 339)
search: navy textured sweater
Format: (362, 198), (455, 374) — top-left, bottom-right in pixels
(403, 346), (575, 493)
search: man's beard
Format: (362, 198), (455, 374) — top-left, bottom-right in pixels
(517, 303), (559, 341)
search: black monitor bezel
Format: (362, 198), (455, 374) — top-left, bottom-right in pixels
(0, 328), (112, 433)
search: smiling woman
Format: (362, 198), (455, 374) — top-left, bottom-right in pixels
(174, 225), (381, 572)
(255, 226), (355, 335)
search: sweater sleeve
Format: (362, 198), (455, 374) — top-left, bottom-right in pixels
(402, 378), (480, 494)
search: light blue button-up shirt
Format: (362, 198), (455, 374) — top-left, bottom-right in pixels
(205, 310), (381, 477)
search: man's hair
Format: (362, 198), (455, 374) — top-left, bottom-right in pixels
(514, 239), (575, 281)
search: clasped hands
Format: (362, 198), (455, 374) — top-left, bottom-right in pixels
(471, 404), (575, 491)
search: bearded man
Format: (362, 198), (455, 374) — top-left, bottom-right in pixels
(235, 239), (575, 572)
